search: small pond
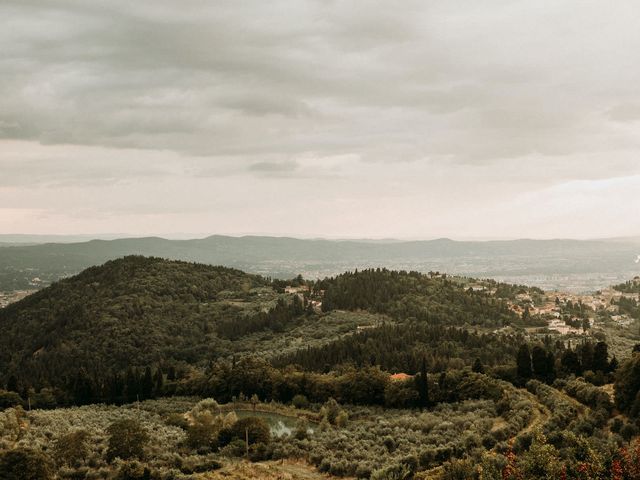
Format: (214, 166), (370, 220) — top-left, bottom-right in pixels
(234, 409), (314, 437)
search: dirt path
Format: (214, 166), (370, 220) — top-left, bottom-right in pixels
(516, 388), (551, 438)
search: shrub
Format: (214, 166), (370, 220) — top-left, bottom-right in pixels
(292, 394), (309, 409)
(370, 462), (412, 480)
(114, 461), (156, 480)
(442, 458), (476, 480)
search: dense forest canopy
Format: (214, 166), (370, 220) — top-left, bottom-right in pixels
(317, 268), (517, 327)
(0, 260), (529, 398)
(0, 256), (270, 391)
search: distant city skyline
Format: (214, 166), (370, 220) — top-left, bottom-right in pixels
(2, 1), (640, 238)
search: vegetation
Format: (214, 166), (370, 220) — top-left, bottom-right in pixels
(612, 277), (640, 294)
(1, 258), (639, 479)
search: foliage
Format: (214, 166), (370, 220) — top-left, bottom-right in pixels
(318, 269), (516, 327)
(53, 430), (91, 467)
(0, 447), (54, 480)
(0, 256), (270, 401)
(106, 419), (149, 461)
(614, 351), (640, 417)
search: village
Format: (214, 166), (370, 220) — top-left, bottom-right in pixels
(486, 276), (640, 344)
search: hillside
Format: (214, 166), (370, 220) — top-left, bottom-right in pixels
(0, 256), (275, 393)
(0, 259), (529, 403)
(1, 259), (640, 479)
(1, 235), (639, 291)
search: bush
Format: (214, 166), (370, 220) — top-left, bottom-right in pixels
(442, 458), (476, 480)
(291, 394), (309, 409)
(114, 461), (156, 480)
(178, 455), (222, 474)
(370, 462), (412, 480)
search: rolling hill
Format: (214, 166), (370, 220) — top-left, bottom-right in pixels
(0, 256), (274, 392)
(0, 256), (526, 402)
(1, 235), (639, 291)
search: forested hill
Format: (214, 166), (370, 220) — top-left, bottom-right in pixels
(318, 269), (516, 327)
(0, 256), (270, 392)
(0, 258), (529, 405)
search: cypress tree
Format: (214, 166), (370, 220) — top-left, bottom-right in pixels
(141, 366), (153, 400)
(416, 356), (429, 408)
(593, 341), (609, 373)
(154, 368), (164, 397)
(472, 358), (484, 374)
(516, 344), (532, 379)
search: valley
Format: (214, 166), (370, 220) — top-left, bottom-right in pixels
(0, 257), (639, 479)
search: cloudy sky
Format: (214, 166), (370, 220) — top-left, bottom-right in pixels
(2, 0), (640, 239)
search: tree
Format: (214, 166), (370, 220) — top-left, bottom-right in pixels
(141, 366), (153, 400)
(231, 417), (271, 445)
(580, 342), (595, 372)
(154, 368), (164, 397)
(106, 419), (149, 461)
(186, 411), (223, 452)
(561, 349), (582, 376)
(531, 345), (548, 379)
(0, 390), (22, 409)
(0, 448), (53, 480)
(593, 341), (609, 373)
(609, 356), (619, 373)
(73, 370), (94, 405)
(518, 430), (563, 479)
(614, 351), (640, 416)
(6, 375), (18, 393)
(516, 344), (532, 379)
(250, 393), (259, 411)
(53, 430), (91, 467)
(125, 368), (139, 403)
(471, 358), (484, 374)
(416, 357), (429, 408)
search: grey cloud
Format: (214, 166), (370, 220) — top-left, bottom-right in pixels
(2, 0), (640, 239)
(249, 160), (300, 174)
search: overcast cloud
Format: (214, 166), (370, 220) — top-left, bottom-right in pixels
(1, 0), (640, 238)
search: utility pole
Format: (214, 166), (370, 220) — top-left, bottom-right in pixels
(245, 427), (249, 458)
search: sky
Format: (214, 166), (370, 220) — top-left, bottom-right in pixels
(1, 0), (640, 240)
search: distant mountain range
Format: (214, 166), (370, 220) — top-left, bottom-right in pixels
(1, 235), (639, 292)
